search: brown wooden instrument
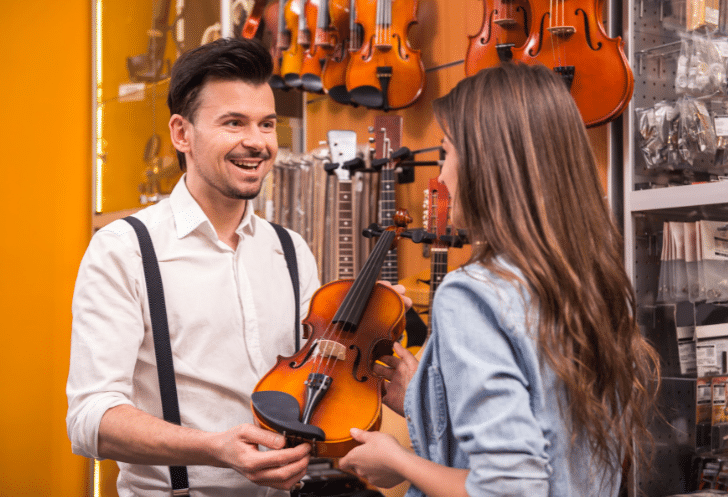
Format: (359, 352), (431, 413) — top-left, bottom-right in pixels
(251, 212), (411, 457)
(509, 0), (633, 127)
(239, 0), (269, 39)
(345, 0), (425, 110)
(464, 0), (531, 75)
(301, 0), (337, 93)
(269, 0), (291, 89)
(321, 0), (361, 104)
(280, 0), (306, 88)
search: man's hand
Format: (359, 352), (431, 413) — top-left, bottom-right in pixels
(212, 424), (311, 490)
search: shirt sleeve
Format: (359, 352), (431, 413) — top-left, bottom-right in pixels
(66, 227), (145, 459)
(431, 272), (550, 496)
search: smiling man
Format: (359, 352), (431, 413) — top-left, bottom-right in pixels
(66, 38), (318, 496)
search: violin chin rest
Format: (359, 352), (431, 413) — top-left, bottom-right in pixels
(251, 391), (326, 442)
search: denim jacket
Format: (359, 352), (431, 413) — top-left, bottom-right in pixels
(403, 261), (619, 497)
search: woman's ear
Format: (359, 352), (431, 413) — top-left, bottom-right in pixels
(169, 114), (191, 155)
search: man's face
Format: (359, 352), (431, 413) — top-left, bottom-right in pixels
(174, 78), (278, 204)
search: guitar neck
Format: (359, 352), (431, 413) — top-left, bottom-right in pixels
(379, 167), (397, 284)
(337, 179), (355, 279)
(428, 247), (448, 332)
(374, 115), (402, 286)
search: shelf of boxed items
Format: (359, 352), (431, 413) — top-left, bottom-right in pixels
(624, 0), (728, 494)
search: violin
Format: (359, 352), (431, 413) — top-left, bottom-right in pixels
(345, 0), (425, 111)
(300, 0), (336, 93)
(239, 0), (269, 39)
(509, 0), (633, 127)
(251, 211), (411, 457)
(268, 0), (291, 90)
(464, 0), (531, 75)
(321, 0), (361, 105)
(280, 0), (306, 88)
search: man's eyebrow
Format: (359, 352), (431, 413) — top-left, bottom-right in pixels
(218, 112), (278, 121)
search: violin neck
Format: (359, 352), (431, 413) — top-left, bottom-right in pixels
(332, 229), (396, 330)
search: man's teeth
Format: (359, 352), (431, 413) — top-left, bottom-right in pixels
(231, 160), (258, 170)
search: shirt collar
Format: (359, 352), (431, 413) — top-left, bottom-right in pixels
(170, 174), (258, 240)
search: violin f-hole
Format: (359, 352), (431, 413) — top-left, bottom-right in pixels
(575, 8), (602, 51)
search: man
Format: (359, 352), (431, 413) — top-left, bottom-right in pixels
(67, 38), (316, 495)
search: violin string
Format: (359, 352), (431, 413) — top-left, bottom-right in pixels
(310, 229), (395, 381)
(312, 231), (393, 381)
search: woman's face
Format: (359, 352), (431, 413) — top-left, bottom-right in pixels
(438, 134), (460, 225)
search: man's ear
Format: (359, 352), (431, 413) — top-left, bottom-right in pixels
(169, 114), (191, 154)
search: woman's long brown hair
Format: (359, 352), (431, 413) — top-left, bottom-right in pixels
(433, 63), (660, 476)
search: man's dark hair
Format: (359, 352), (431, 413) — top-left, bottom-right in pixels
(167, 38), (273, 170)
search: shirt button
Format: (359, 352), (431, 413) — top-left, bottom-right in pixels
(406, 415), (412, 422)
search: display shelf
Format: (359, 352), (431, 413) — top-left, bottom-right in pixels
(628, 181), (728, 213)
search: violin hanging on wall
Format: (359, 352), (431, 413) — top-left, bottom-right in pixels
(345, 0), (425, 111)
(269, 0), (291, 89)
(280, 0), (306, 89)
(509, 0), (634, 127)
(465, 0), (531, 75)
(322, 0), (362, 105)
(301, 0), (337, 93)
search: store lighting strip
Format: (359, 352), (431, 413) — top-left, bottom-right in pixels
(94, 0), (104, 213)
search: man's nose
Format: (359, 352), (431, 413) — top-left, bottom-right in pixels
(241, 127), (266, 151)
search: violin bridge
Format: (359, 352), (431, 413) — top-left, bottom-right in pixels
(313, 339), (347, 361)
(547, 26), (576, 37)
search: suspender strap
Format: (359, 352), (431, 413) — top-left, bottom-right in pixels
(123, 216), (190, 496)
(269, 222), (301, 352)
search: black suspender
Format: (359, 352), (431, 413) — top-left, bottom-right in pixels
(123, 216), (190, 496)
(122, 216), (300, 495)
(269, 222), (301, 352)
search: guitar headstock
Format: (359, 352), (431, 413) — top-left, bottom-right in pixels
(425, 178), (450, 248)
(372, 115), (403, 164)
(326, 130), (357, 182)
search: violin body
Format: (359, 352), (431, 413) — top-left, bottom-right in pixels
(268, 0), (290, 90)
(510, 0), (633, 127)
(301, 0), (336, 93)
(322, 0), (357, 104)
(465, 0), (531, 75)
(346, 0), (425, 110)
(280, 0), (305, 88)
(252, 279), (405, 457)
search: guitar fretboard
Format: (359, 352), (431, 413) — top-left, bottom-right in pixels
(337, 180), (354, 279)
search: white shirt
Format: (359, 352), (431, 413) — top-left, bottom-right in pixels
(66, 177), (320, 496)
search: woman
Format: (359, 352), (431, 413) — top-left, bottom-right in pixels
(339, 63), (660, 496)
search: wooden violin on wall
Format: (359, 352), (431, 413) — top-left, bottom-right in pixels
(345, 0), (425, 110)
(301, 0), (337, 93)
(251, 212), (411, 457)
(465, 0), (531, 74)
(321, 0), (361, 104)
(509, 0), (633, 127)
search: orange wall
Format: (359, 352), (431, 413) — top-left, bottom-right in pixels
(0, 0), (91, 494)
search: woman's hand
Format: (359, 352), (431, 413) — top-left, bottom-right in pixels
(339, 428), (408, 488)
(374, 341), (419, 416)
